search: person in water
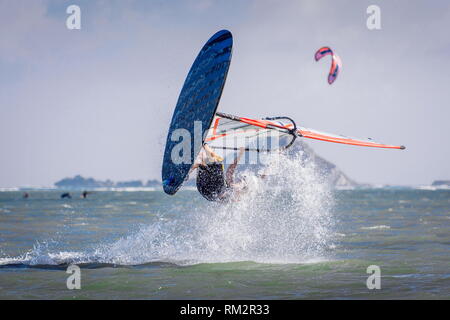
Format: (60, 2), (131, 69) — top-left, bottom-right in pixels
(190, 144), (246, 201)
(81, 191), (93, 199)
(61, 192), (72, 199)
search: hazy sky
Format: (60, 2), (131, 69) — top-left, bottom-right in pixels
(1, 0), (449, 187)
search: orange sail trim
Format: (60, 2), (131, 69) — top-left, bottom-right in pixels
(298, 129), (405, 150)
(238, 117), (270, 129)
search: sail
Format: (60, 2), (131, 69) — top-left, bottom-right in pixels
(205, 112), (405, 151)
(205, 112), (297, 152)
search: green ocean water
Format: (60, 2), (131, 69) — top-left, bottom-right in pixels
(0, 188), (449, 299)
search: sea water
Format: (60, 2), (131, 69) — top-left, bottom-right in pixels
(0, 155), (449, 299)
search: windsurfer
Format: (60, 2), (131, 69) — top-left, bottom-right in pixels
(190, 144), (246, 201)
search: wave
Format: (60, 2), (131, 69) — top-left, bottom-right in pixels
(415, 185), (450, 191)
(0, 187), (21, 192)
(361, 225), (391, 230)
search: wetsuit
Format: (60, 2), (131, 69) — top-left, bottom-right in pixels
(196, 163), (229, 201)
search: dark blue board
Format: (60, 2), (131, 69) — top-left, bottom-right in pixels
(162, 30), (233, 195)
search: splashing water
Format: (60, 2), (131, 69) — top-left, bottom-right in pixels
(3, 152), (335, 267)
(92, 152), (335, 265)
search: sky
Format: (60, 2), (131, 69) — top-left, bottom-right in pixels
(0, 0), (449, 187)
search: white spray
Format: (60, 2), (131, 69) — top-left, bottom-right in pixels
(4, 151), (335, 266)
(94, 151), (335, 265)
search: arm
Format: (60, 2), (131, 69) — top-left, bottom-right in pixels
(188, 163), (200, 175)
(203, 143), (224, 162)
(187, 144), (221, 179)
(225, 147), (245, 185)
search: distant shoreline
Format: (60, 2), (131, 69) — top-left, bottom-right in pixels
(1, 174), (448, 192)
(1, 185), (450, 192)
